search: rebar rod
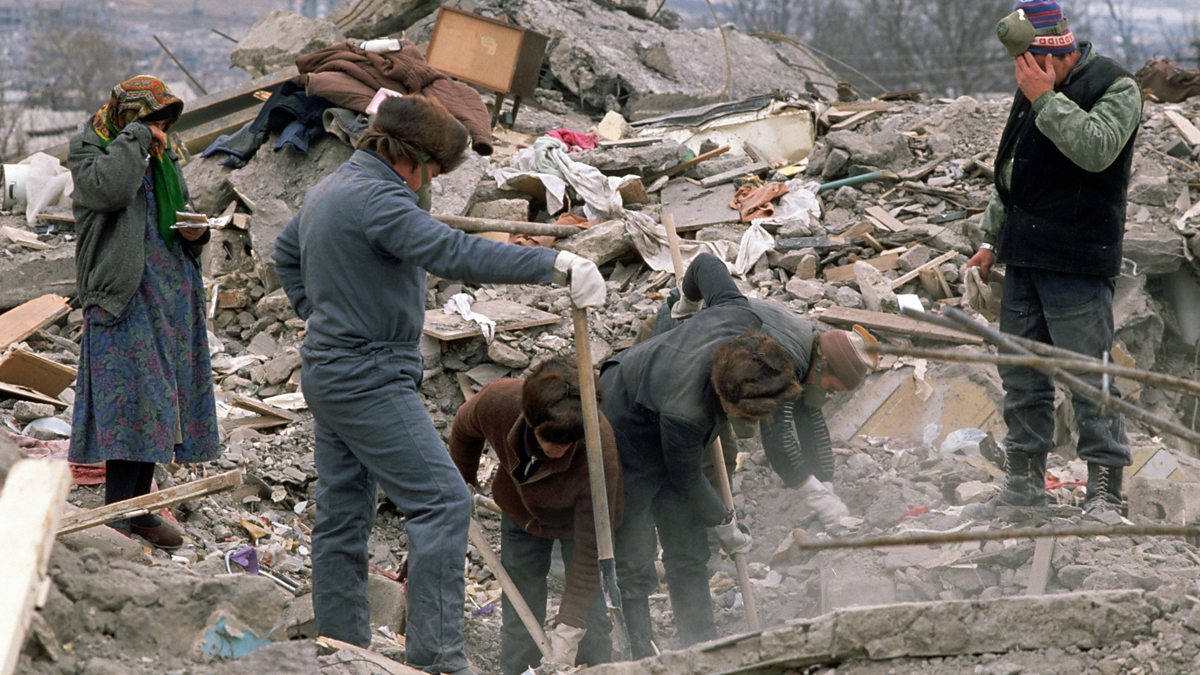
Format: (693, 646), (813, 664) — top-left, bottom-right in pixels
(865, 343), (1200, 397)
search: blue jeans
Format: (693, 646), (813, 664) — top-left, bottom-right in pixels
(303, 343), (472, 673)
(498, 515), (612, 675)
(998, 266), (1129, 467)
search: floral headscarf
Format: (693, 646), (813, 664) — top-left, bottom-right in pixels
(91, 76), (186, 243)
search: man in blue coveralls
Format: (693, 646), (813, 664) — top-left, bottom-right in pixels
(274, 94), (606, 674)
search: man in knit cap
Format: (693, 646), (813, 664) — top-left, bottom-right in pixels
(966, 1), (1142, 520)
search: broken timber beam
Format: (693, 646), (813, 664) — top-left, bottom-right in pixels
(699, 161), (772, 188)
(818, 307), (981, 345)
(0, 295), (70, 352)
(57, 470), (243, 535)
(314, 636), (424, 673)
(0, 460), (72, 675)
(889, 250), (957, 290)
(793, 523), (1200, 552)
(432, 214), (584, 238)
(1165, 110), (1200, 147)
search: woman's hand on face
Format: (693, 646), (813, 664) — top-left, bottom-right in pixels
(146, 121), (168, 156)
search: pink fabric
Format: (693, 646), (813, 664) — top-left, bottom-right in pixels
(547, 129), (598, 152)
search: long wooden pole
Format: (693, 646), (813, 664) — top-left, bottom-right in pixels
(710, 437), (761, 631)
(57, 470), (243, 535)
(663, 212), (760, 632)
(432, 213), (584, 238)
(791, 522), (1200, 552)
(571, 306), (631, 659)
(467, 519), (549, 657)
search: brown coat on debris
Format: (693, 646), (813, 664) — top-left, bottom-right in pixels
(296, 41), (495, 156)
(449, 378), (623, 628)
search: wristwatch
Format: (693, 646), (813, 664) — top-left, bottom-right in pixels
(979, 242), (995, 252)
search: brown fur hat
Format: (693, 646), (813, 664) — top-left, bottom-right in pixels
(521, 357), (601, 457)
(711, 332), (803, 419)
(357, 94), (469, 172)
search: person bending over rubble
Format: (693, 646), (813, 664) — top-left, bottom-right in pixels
(272, 94), (605, 675)
(966, 0), (1142, 520)
(600, 252), (874, 655)
(650, 257), (877, 534)
(448, 357), (622, 674)
(67, 76), (217, 551)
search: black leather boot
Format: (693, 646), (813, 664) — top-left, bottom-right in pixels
(1083, 463), (1124, 516)
(963, 450), (1047, 518)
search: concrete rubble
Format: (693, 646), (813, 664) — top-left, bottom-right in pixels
(3, 1), (1200, 673)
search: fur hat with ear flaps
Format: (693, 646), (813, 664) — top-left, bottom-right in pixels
(367, 94), (469, 173)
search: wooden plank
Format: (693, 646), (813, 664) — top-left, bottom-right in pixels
(1165, 110), (1200, 147)
(0, 226), (50, 251)
(314, 636), (421, 673)
(822, 253), (900, 282)
(597, 136), (666, 148)
(219, 416), (291, 433)
(817, 306), (982, 345)
(0, 349), (76, 397)
(863, 205), (908, 233)
(699, 161), (772, 188)
(0, 295), (70, 352)
(829, 109), (878, 131)
(1025, 537), (1056, 596)
(660, 180), (740, 232)
(423, 299), (561, 342)
(0, 382), (65, 408)
(0, 460), (72, 675)
(890, 250), (957, 290)
(57, 470), (243, 535)
(228, 394), (298, 423)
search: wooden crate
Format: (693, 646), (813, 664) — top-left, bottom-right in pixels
(425, 6), (549, 124)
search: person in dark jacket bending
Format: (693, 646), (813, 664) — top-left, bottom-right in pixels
(273, 95), (605, 675)
(654, 257), (877, 532)
(599, 252), (802, 655)
(607, 253), (873, 654)
(449, 357), (622, 674)
(966, 0), (1142, 519)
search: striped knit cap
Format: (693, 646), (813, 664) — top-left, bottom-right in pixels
(1015, 0), (1076, 55)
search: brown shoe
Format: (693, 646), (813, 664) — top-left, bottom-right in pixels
(130, 521), (184, 550)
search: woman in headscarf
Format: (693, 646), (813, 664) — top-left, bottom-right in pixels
(67, 75), (218, 550)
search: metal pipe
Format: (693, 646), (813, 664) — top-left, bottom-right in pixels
(865, 343), (1200, 397)
(904, 307), (1200, 446)
(153, 34), (208, 96)
(793, 523), (1200, 552)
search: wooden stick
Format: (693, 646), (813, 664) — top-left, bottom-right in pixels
(314, 636), (423, 673)
(57, 470), (243, 535)
(793, 522), (1200, 552)
(644, 145), (731, 183)
(710, 436), (761, 631)
(571, 306), (631, 658)
(662, 213), (760, 631)
(889, 250), (956, 290)
(467, 518), (550, 658)
(432, 213), (584, 238)
(0, 460), (72, 675)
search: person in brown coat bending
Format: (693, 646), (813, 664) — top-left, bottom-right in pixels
(449, 357), (623, 674)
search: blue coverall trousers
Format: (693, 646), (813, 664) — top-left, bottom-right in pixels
(303, 343), (472, 673)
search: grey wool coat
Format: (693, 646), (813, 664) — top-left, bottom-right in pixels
(68, 120), (208, 317)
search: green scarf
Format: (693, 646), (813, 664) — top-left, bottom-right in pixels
(150, 147), (186, 245)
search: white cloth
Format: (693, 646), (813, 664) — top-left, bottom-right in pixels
(491, 136), (640, 222)
(442, 293), (496, 343)
(19, 152), (73, 225)
(751, 178), (822, 234)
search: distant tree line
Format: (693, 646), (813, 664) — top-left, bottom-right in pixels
(715, 0), (1200, 97)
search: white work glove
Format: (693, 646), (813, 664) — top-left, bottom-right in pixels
(797, 475), (849, 529)
(713, 513), (753, 555)
(542, 622), (587, 668)
(669, 292), (702, 320)
(553, 251), (606, 308)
